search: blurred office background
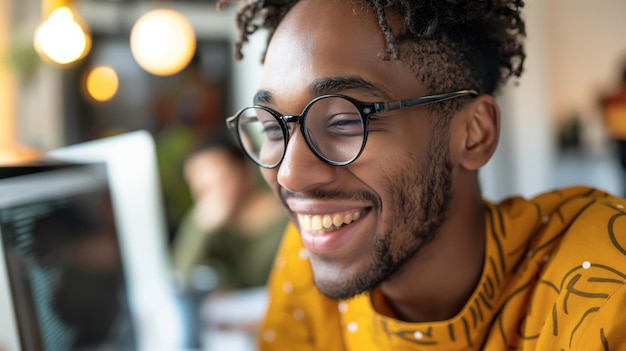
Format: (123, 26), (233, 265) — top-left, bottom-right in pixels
(481, 0), (626, 202)
(1, 0), (626, 234)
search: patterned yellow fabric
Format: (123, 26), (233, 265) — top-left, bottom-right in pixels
(258, 186), (626, 351)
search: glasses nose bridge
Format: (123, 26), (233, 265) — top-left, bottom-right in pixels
(279, 113), (305, 137)
(281, 114), (301, 124)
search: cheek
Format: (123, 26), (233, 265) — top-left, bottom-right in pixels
(361, 116), (432, 164)
(222, 180), (240, 199)
(348, 137), (426, 225)
(350, 129), (425, 188)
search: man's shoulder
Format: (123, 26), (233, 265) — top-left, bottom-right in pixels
(486, 185), (625, 280)
(530, 187), (626, 349)
(486, 186), (622, 250)
(494, 186), (622, 224)
(499, 185), (614, 207)
(531, 186), (624, 232)
(535, 186), (626, 266)
(489, 186), (626, 349)
(522, 186), (626, 313)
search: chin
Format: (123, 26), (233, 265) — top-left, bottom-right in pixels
(315, 279), (361, 300)
(310, 259), (378, 301)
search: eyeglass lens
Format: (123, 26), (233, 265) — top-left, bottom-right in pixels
(236, 96), (366, 167)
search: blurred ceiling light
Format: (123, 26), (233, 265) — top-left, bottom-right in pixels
(86, 66), (119, 102)
(34, 6), (91, 65)
(130, 8), (196, 76)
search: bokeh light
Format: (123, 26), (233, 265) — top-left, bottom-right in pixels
(34, 7), (90, 65)
(86, 66), (119, 102)
(130, 8), (196, 76)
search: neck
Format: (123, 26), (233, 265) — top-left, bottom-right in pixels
(377, 173), (486, 322)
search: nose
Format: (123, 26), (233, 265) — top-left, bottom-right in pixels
(277, 128), (337, 193)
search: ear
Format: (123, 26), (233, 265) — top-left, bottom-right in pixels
(453, 95), (500, 171)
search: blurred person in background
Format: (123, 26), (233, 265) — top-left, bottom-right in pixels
(170, 132), (287, 350)
(600, 57), (626, 196)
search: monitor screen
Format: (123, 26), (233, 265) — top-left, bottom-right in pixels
(0, 163), (136, 351)
(48, 130), (184, 351)
(0, 131), (184, 351)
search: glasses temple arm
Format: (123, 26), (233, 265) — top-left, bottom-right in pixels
(374, 89), (479, 113)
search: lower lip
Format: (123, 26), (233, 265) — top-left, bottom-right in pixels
(299, 211), (368, 255)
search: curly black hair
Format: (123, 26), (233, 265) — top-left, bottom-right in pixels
(217, 0), (526, 96)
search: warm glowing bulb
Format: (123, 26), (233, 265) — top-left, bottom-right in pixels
(130, 8), (196, 76)
(34, 7), (89, 65)
(86, 66), (119, 102)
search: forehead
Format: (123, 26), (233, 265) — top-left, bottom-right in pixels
(259, 0), (426, 106)
(188, 149), (235, 170)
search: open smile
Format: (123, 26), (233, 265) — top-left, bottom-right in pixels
(297, 210), (366, 234)
(295, 208), (371, 255)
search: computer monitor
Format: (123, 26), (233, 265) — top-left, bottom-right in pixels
(0, 163), (137, 351)
(0, 131), (184, 351)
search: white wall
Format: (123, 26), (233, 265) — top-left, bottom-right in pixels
(481, 0), (626, 200)
(481, 0), (556, 200)
(548, 0), (626, 127)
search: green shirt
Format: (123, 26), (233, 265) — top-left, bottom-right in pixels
(172, 210), (288, 290)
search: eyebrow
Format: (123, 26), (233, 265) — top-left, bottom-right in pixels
(253, 90), (273, 105)
(252, 75), (391, 105)
(311, 76), (391, 98)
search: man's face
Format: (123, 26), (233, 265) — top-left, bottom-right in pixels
(257, 0), (454, 299)
(185, 150), (247, 226)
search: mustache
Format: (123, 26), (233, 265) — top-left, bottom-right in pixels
(281, 189), (381, 208)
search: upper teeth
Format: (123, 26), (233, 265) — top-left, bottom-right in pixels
(298, 211), (362, 233)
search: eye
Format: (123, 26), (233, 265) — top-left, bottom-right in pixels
(248, 107), (283, 141)
(325, 112), (363, 137)
(261, 120), (283, 141)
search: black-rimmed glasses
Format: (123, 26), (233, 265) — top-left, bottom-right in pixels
(226, 89), (478, 168)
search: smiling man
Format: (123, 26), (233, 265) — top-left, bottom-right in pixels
(218, 0), (626, 350)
